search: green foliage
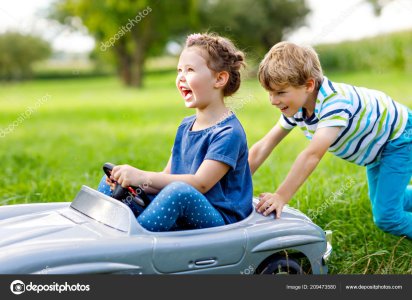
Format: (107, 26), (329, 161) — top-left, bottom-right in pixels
(316, 30), (412, 73)
(198, 0), (310, 59)
(50, 0), (196, 86)
(1, 70), (411, 273)
(52, 0), (194, 53)
(49, 0), (311, 84)
(0, 32), (51, 81)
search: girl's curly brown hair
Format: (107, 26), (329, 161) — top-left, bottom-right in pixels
(185, 33), (246, 97)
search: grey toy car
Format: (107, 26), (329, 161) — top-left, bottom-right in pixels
(0, 164), (332, 274)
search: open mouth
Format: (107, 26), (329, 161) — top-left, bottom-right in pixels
(279, 106), (288, 112)
(179, 86), (193, 101)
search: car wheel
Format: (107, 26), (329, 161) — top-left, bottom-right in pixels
(257, 256), (303, 274)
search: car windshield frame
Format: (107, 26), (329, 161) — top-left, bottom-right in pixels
(70, 186), (134, 233)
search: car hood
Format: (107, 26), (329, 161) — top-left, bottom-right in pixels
(0, 208), (108, 248)
(0, 208), (152, 274)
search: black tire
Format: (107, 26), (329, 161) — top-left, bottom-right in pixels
(257, 256), (304, 274)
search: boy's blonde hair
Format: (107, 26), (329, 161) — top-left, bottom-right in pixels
(258, 41), (323, 90)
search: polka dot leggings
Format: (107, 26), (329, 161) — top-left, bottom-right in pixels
(97, 177), (225, 231)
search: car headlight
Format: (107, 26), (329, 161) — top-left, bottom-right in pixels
(323, 230), (333, 262)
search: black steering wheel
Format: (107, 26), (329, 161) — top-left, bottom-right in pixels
(103, 162), (151, 207)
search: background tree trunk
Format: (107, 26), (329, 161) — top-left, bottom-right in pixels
(131, 41), (145, 88)
(115, 41), (133, 86)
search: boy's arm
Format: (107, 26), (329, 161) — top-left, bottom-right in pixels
(256, 126), (341, 218)
(249, 124), (291, 174)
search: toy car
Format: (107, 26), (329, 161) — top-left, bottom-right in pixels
(0, 164), (332, 275)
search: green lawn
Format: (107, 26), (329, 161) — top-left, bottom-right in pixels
(1, 70), (411, 274)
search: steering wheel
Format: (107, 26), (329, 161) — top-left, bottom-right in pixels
(103, 162), (151, 207)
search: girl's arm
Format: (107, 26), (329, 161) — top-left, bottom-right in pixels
(112, 159), (230, 194)
(248, 124), (291, 174)
(162, 155), (172, 174)
(256, 126), (341, 218)
(140, 155), (173, 194)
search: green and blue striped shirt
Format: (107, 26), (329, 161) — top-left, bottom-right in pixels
(279, 76), (409, 166)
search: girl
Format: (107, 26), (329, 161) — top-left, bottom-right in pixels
(98, 33), (253, 232)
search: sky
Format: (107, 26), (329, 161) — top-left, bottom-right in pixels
(0, 0), (412, 53)
(288, 0), (412, 45)
(0, 0), (94, 53)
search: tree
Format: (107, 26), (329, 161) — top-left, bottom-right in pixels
(51, 0), (197, 87)
(0, 32), (51, 81)
(366, 0), (395, 15)
(198, 0), (310, 59)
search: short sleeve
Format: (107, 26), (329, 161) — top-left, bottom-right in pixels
(204, 127), (243, 170)
(278, 114), (297, 130)
(317, 101), (352, 129)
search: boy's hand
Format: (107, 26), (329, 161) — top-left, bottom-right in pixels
(256, 127), (341, 219)
(256, 192), (288, 218)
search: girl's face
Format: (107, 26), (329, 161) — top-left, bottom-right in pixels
(176, 47), (219, 109)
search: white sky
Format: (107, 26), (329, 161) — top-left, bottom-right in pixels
(0, 0), (94, 53)
(288, 0), (412, 45)
(0, 0), (412, 53)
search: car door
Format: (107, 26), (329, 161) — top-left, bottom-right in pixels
(152, 226), (247, 273)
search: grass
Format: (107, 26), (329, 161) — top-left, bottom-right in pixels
(1, 70), (411, 274)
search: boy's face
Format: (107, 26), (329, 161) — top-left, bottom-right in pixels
(267, 82), (315, 117)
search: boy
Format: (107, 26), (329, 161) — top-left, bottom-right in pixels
(249, 41), (412, 239)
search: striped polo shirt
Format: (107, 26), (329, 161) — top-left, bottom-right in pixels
(279, 76), (409, 166)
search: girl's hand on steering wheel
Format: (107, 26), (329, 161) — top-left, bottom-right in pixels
(105, 176), (116, 191)
(112, 164), (146, 188)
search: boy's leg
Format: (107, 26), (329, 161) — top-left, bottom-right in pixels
(404, 185), (412, 212)
(137, 181), (225, 232)
(372, 135), (412, 239)
(401, 112), (412, 212)
(366, 163), (380, 209)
